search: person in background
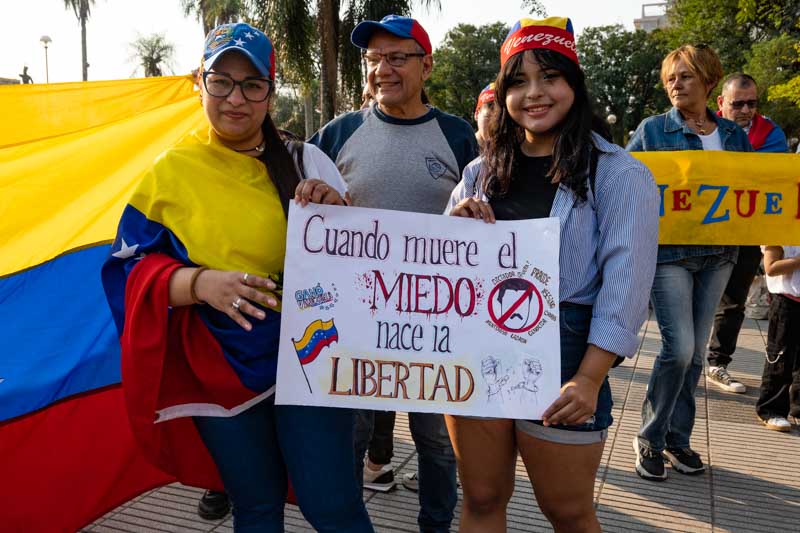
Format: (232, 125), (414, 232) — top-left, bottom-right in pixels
(705, 73), (789, 394)
(474, 83), (495, 148)
(628, 44), (752, 482)
(755, 245), (800, 431)
(310, 14), (478, 533)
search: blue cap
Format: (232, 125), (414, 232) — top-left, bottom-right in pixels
(351, 14), (432, 55)
(203, 23), (275, 80)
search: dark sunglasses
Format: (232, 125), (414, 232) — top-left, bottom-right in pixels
(729, 99), (757, 110)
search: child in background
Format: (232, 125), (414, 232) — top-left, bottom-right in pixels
(756, 246), (800, 431)
(474, 83), (495, 148)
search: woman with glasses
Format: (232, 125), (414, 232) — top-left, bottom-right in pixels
(102, 23), (374, 532)
(627, 44), (752, 482)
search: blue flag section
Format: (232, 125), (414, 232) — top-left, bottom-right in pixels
(0, 244), (120, 422)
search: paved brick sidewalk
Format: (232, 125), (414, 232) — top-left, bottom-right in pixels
(85, 317), (800, 532)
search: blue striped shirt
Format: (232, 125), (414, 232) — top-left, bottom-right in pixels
(445, 134), (660, 357)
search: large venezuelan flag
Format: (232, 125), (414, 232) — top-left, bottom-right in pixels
(0, 76), (206, 532)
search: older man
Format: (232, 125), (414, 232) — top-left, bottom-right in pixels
(706, 73), (789, 393)
(309, 14), (477, 533)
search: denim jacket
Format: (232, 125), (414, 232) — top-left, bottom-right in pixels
(627, 106), (752, 264)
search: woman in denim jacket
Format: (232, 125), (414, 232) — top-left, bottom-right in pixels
(627, 44), (752, 481)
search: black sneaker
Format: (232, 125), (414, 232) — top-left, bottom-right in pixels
(198, 490), (231, 520)
(664, 446), (706, 475)
(633, 437), (667, 481)
(363, 462), (396, 492)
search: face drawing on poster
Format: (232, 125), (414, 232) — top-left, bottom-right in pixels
(509, 357), (543, 405)
(496, 278), (534, 330)
(481, 356), (510, 403)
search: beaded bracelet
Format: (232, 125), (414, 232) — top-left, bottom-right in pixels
(189, 267), (209, 304)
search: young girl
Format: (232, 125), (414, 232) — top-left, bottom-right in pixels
(756, 246), (800, 431)
(445, 17), (659, 532)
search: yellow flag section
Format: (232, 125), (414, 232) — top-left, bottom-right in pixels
(632, 151), (800, 245)
(0, 75), (206, 277)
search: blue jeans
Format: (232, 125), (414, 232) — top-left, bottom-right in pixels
(354, 410), (456, 533)
(640, 255), (734, 451)
(194, 400), (374, 533)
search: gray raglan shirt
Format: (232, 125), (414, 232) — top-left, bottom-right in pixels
(309, 104), (478, 214)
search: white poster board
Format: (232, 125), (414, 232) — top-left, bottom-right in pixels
(276, 203), (561, 419)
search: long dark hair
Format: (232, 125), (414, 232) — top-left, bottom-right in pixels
(257, 96), (302, 217)
(483, 49), (610, 201)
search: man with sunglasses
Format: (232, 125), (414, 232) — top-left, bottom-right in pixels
(310, 14), (477, 533)
(706, 73), (789, 393)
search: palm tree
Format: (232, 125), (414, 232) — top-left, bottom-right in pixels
(247, 0), (317, 136)
(130, 34), (176, 77)
(63, 0), (95, 81)
(181, 0), (245, 35)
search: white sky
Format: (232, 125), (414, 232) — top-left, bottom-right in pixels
(1, 0), (651, 84)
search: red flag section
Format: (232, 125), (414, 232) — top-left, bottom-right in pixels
(0, 386), (173, 533)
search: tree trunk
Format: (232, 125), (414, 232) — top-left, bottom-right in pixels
(318, 0), (338, 125)
(303, 88), (314, 138)
(80, 8), (88, 81)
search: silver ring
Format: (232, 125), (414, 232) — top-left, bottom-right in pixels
(232, 297), (242, 310)
(242, 272), (249, 284)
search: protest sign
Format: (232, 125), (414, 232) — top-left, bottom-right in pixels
(632, 151), (800, 245)
(276, 203), (561, 419)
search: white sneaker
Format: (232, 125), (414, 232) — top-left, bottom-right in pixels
(401, 471), (419, 492)
(761, 416), (791, 432)
(363, 461), (396, 492)
(707, 366), (746, 393)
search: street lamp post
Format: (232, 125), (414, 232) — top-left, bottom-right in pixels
(40, 35), (52, 83)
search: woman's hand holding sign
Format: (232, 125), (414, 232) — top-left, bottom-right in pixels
(451, 197), (496, 223)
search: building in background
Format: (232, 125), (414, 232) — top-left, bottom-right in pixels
(0, 77), (21, 85)
(634, 1), (672, 32)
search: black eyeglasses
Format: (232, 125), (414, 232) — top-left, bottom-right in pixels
(730, 99), (757, 110)
(202, 71), (272, 102)
(362, 51), (426, 68)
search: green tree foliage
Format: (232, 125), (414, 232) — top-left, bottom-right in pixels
(665, 0), (800, 73)
(181, 0), (244, 35)
(735, 0), (800, 41)
(130, 34), (176, 77)
(579, 25), (670, 145)
(63, 0), (96, 81)
(271, 81), (322, 136)
(426, 22), (507, 124)
(246, 0), (317, 135)
(520, 0), (546, 16)
(744, 34), (800, 137)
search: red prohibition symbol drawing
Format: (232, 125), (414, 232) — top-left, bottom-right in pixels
(487, 277), (544, 334)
